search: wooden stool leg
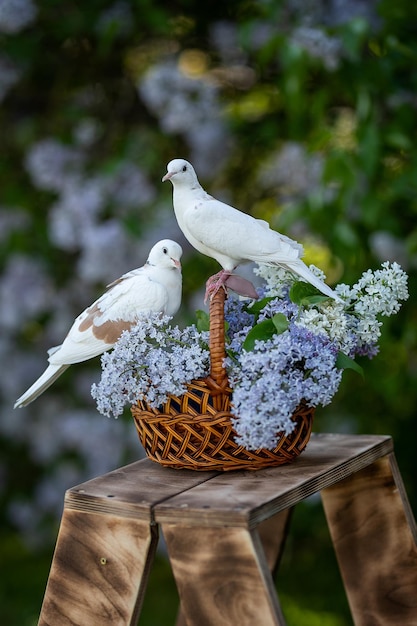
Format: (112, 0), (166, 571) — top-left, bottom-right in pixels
(164, 523), (286, 626)
(38, 508), (158, 626)
(174, 510), (292, 626)
(257, 509), (293, 573)
(321, 453), (417, 626)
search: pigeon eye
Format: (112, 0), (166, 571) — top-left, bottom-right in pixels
(162, 247), (168, 254)
(182, 165), (187, 172)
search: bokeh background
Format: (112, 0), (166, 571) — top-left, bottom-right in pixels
(1, 1), (416, 624)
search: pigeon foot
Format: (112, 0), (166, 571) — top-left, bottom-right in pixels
(205, 270), (231, 303)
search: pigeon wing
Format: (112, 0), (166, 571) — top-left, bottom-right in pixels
(49, 269), (168, 365)
(183, 198), (301, 265)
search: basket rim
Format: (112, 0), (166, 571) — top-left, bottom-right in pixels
(131, 399), (315, 470)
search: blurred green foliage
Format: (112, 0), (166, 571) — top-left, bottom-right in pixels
(1, 0), (417, 624)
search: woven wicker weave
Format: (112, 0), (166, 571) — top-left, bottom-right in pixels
(132, 288), (314, 471)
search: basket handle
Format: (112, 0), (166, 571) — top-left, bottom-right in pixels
(207, 288), (228, 394)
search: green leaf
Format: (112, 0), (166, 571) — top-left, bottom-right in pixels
(272, 313), (289, 334)
(336, 352), (364, 377)
(242, 319), (277, 352)
(289, 281), (330, 306)
(246, 296), (274, 316)
(195, 310), (210, 332)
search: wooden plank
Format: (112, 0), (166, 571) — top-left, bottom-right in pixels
(65, 457), (219, 521)
(322, 454), (417, 626)
(155, 434), (393, 528)
(163, 523), (286, 626)
(38, 509), (157, 626)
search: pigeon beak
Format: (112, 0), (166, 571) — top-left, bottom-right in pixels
(172, 258), (181, 269)
(162, 171), (173, 182)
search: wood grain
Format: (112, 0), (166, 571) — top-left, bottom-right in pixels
(39, 458), (218, 624)
(155, 434), (393, 528)
(38, 509), (157, 626)
(174, 509), (292, 626)
(65, 457), (218, 521)
(163, 523), (286, 626)
(257, 509), (293, 573)
(322, 454), (417, 625)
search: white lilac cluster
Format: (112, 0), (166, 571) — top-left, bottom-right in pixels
(91, 314), (210, 418)
(309, 262), (407, 355)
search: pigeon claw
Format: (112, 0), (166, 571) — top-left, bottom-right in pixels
(204, 270), (231, 303)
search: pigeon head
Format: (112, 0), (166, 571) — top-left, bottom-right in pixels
(147, 239), (183, 269)
(162, 159), (198, 187)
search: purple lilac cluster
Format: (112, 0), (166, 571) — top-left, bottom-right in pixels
(226, 318), (342, 450)
(224, 296), (256, 355)
(257, 292), (299, 322)
(91, 314), (210, 418)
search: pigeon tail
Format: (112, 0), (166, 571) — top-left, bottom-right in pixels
(14, 363), (69, 408)
(285, 261), (343, 303)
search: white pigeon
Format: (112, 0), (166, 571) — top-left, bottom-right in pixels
(162, 158), (341, 302)
(14, 239), (183, 408)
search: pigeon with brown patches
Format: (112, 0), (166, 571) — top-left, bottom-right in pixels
(162, 158), (342, 302)
(14, 239), (183, 408)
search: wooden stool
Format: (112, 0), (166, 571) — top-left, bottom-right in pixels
(38, 434), (417, 626)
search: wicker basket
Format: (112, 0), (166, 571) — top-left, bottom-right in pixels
(132, 288), (314, 471)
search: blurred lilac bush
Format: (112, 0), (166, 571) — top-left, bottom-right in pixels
(0, 0), (416, 559)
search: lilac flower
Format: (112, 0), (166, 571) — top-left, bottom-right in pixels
(225, 296), (255, 335)
(138, 61), (231, 175)
(104, 161), (156, 211)
(0, 55), (21, 102)
(25, 139), (84, 193)
(256, 292), (298, 322)
(296, 262), (409, 357)
(228, 324), (342, 450)
(0, 0), (37, 34)
(91, 315), (210, 418)
(290, 26), (342, 71)
(76, 220), (136, 284)
(0, 254), (53, 332)
(256, 142), (325, 203)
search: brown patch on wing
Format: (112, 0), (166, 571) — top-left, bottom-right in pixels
(92, 318), (135, 344)
(78, 303), (101, 333)
(78, 303), (135, 344)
